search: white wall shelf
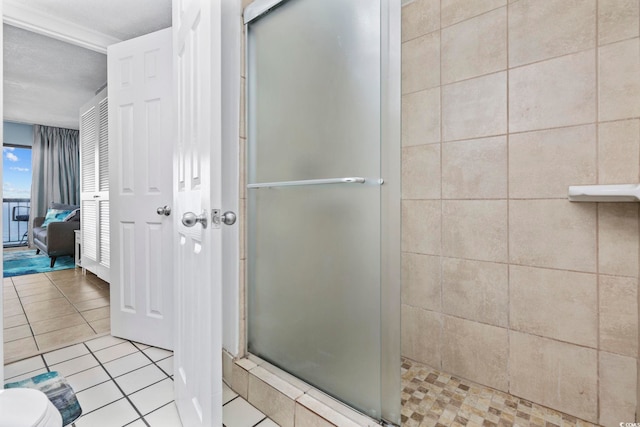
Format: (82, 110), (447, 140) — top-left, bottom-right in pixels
(568, 184), (640, 202)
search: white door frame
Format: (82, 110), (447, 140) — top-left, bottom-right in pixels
(0, 0), (242, 383)
(220, 0), (242, 358)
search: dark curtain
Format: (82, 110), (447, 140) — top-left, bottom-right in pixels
(29, 125), (80, 245)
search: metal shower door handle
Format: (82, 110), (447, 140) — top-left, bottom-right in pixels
(182, 211), (208, 228)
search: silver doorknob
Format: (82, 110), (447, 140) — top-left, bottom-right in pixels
(157, 206), (171, 216)
(182, 211), (208, 228)
(221, 211), (236, 225)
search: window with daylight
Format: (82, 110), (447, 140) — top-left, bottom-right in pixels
(3, 146), (32, 247)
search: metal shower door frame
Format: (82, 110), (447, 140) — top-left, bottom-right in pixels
(244, 0), (401, 423)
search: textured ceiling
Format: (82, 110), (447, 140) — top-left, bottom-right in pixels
(3, 0), (172, 130)
(3, 25), (107, 130)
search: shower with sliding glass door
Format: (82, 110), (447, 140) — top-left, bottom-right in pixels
(245, 0), (401, 424)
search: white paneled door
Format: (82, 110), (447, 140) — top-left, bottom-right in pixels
(173, 0), (224, 425)
(108, 28), (175, 350)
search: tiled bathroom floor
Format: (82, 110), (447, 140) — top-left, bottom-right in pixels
(401, 358), (598, 427)
(3, 268), (110, 363)
(4, 334), (278, 427)
(8, 269), (602, 427)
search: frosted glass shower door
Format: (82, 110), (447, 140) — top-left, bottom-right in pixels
(246, 0), (400, 423)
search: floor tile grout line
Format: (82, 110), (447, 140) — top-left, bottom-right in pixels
(135, 343), (174, 378)
(2, 271), (107, 365)
(78, 308), (106, 332)
(81, 342), (151, 427)
(46, 349), (92, 369)
(4, 366), (47, 382)
(48, 346), (103, 379)
(5, 271), (111, 359)
(84, 342), (174, 422)
(224, 395), (270, 426)
(224, 395), (241, 407)
(68, 376), (112, 394)
(2, 296), (33, 343)
(4, 353), (51, 382)
(7, 344), (155, 381)
(152, 358), (173, 379)
(41, 353), (50, 371)
(74, 373), (171, 412)
(94, 352), (148, 368)
(5, 343), (87, 375)
(131, 342), (150, 351)
(76, 397), (140, 424)
(86, 337), (130, 352)
(119, 374), (173, 398)
(5, 334), (273, 427)
(48, 274), (102, 333)
(140, 400), (179, 424)
(105, 353), (153, 379)
(8, 279), (39, 351)
(251, 416), (268, 427)
(40, 343), (168, 413)
(106, 360), (154, 380)
(137, 345), (158, 363)
(144, 350), (173, 378)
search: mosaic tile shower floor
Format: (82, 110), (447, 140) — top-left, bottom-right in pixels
(401, 358), (599, 427)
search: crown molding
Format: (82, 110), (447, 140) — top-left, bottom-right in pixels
(2, 0), (122, 54)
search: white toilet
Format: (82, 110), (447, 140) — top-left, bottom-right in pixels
(0, 388), (62, 427)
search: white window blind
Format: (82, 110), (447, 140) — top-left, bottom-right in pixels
(82, 200), (97, 261)
(99, 200), (110, 268)
(98, 98), (110, 192)
(80, 107), (97, 193)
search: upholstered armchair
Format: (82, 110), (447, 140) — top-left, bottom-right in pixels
(32, 203), (80, 268)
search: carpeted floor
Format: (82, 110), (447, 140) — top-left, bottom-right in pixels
(3, 250), (75, 277)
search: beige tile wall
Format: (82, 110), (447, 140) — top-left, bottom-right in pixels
(238, 0), (639, 425)
(401, 1), (640, 425)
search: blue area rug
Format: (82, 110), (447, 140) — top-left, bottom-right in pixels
(5, 371), (82, 425)
(3, 250), (75, 277)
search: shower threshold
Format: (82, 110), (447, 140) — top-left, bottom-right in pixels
(401, 359), (598, 427)
(226, 352), (384, 426)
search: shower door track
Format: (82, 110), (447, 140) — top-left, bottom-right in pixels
(244, 0), (289, 24)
